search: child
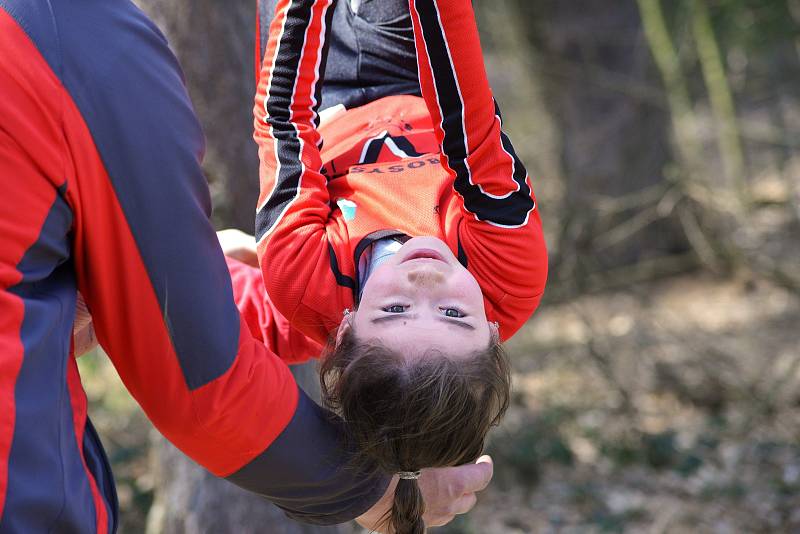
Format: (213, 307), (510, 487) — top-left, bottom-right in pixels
(236, 0), (548, 531)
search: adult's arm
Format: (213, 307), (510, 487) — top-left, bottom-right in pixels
(0, 0), (385, 524)
(254, 0), (356, 343)
(409, 0), (549, 339)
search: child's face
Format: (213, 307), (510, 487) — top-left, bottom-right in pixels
(352, 236), (493, 359)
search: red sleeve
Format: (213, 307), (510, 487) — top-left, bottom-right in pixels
(227, 257), (323, 364)
(254, 0), (354, 343)
(409, 0), (548, 339)
(0, 0), (299, 484)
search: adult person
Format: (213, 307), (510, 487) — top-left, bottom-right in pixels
(0, 0), (492, 531)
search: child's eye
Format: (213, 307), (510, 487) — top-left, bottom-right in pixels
(384, 305), (407, 313)
(441, 307), (465, 318)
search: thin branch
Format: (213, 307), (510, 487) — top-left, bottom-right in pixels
(676, 203), (724, 273)
(589, 182), (672, 216)
(691, 0), (750, 206)
(636, 0), (704, 175)
(594, 205), (663, 250)
(571, 305), (636, 414)
(582, 253), (699, 294)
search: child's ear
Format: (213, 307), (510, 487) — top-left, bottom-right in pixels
(335, 312), (353, 347)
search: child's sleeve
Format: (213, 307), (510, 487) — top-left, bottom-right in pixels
(254, 0), (354, 342)
(409, 0), (548, 340)
(227, 257), (324, 364)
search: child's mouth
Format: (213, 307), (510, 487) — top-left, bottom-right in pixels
(401, 249), (447, 264)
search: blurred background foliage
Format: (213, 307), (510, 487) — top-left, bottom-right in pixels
(80, 0), (799, 532)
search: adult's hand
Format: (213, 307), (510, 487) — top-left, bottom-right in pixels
(356, 455), (493, 532)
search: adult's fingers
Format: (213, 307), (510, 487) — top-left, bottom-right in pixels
(418, 456), (495, 527)
(426, 492), (478, 527)
(74, 323), (98, 357)
(456, 455), (494, 494)
(452, 492), (478, 515)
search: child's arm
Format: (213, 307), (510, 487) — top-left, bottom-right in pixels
(254, 0), (353, 342)
(409, 0), (548, 339)
(71, 258), (324, 365)
(227, 257), (324, 364)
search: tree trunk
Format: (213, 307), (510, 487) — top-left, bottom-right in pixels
(517, 0), (687, 286)
(133, 0), (260, 233)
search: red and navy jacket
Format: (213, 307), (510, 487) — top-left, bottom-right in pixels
(0, 1), (387, 531)
(254, 0), (548, 345)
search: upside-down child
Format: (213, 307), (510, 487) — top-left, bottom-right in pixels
(229, 0), (548, 531)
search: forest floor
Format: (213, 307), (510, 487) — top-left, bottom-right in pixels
(81, 270), (800, 534)
(452, 271), (800, 534)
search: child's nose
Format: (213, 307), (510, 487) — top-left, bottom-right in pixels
(407, 267), (445, 288)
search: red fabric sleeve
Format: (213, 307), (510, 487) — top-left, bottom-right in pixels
(409, 0), (548, 339)
(254, 0), (354, 343)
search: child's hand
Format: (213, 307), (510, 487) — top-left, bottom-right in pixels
(74, 293), (98, 356)
(74, 322), (97, 356)
(356, 455), (494, 532)
(217, 229), (259, 267)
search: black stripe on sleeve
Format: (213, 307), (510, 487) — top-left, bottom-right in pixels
(414, 0), (535, 228)
(256, 0), (332, 242)
(414, 0), (472, 187)
(313, 0), (336, 133)
(328, 242), (356, 293)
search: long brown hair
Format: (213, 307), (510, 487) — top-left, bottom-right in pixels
(320, 327), (511, 533)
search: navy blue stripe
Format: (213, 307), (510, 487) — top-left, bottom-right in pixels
(0, 192), (102, 533)
(415, 0), (533, 227)
(0, 0), (60, 78)
(256, 0), (321, 242)
(29, 0), (242, 390)
(83, 419), (118, 532)
(226, 389), (390, 525)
